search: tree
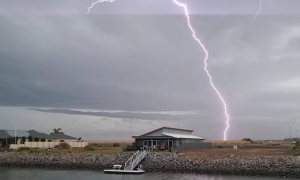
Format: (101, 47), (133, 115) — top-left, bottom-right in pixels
(21, 136), (26, 144)
(34, 137), (40, 142)
(7, 137), (15, 145)
(28, 136), (33, 142)
(52, 128), (62, 134)
(40, 138), (46, 142)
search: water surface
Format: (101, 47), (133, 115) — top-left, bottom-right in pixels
(0, 167), (296, 180)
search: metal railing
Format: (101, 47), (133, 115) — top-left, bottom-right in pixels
(125, 148), (150, 170)
(124, 150), (140, 170)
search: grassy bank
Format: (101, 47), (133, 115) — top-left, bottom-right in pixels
(14, 142), (133, 154)
(16, 147), (123, 154)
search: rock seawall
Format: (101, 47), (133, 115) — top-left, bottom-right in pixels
(0, 152), (299, 178)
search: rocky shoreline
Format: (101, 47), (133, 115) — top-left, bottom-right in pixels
(0, 152), (299, 178)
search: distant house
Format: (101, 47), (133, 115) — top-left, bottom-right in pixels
(0, 129), (78, 147)
(132, 127), (210, 152)
(49, 132), (77, 142)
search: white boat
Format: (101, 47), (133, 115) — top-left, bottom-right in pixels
(104, 165), (145, 174)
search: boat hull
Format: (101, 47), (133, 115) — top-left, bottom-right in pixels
(103, 169), (145, 174)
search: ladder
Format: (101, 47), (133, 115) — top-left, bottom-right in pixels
(124, 148), (150, 170)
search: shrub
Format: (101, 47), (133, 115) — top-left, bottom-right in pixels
(126, 144), (134, 151)
(54, 142), (71, 149)
(84, 144), (95, 151)
(21, 136), (26, 144)
(112, 143), (120, 147)
(18, 147), (31, 151)
(28, 136), (33, 142)
(34, 137), (39, 142)
(40, 138), (46, 142)
(242, 138), (254, 143)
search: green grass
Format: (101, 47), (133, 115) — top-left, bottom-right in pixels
(16, 147), (123, 154)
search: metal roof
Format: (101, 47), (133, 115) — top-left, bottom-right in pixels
(28, 130), (51, 138)
(4, 130), (30, 137)
(49, 132), (77, 139)
(0, 130), (76, 139)
(140, 127), (194, 136)
(0, 130), (9, 139)
(162, 133), (205, 140)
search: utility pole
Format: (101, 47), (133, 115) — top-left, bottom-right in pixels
(290, 127), (292, 139)
(297, 130), (299, 142)
(15, 125), (17, 144)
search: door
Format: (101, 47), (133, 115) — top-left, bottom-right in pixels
(169, 140), (173, 148)
(164, 140), (168, 150)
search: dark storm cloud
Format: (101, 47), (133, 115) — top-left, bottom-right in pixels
(0, 0), (300, 140)
(28, 108), (208, 121)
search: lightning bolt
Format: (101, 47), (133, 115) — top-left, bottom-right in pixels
(87, 0), (115, 14)
(253, 0), (262, 34)
(172, 0), (230, 141)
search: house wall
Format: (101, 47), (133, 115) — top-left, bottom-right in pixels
(135, 138), (205, 150)
(174, 139), (204, 147)
(171, 142), (212, 152)
(10, 141), (88, 149)
(16, 139), (78, 144)
(134, 138), (176, 150)
(51, 139), (78, 142)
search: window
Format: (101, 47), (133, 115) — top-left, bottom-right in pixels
(179, 139), (182, 145)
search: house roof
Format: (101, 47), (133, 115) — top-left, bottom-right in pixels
(0, 129), (76, 140)
(140, 127), (193, 136)
(49, 132), (77, 139)
(28, 130), (52, 138)
(162, 133), (205, 140)
(0, 130), (9, 139)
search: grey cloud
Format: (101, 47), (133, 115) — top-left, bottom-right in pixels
(1, 0), (300, 140)
(28, 108), (209, 121)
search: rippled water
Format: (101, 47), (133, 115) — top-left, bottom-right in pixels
(0, 167), (296, 180)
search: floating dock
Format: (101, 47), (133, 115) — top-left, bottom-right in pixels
(103, 149), (149, 174)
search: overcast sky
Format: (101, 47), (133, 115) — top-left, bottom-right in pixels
(0, 0), (300, 140)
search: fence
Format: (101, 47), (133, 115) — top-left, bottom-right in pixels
(171, 142), (212, 152)
(10, 141), (88, 149)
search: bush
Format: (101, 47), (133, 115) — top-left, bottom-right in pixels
(112, 143), (120, 147)
(126, 144), (134, 151)
(34, 137), (40, 142)
(84, 144), (95, 151)
(40, 138), (46, 142)
(54, 142), (71, 149)
(242, 138), (254, 143)
(28, 136), (33, 142)
(18, 147), (31, 151)
(21, 136), (26, 144)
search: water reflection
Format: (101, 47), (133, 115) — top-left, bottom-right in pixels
(0, 167), (296, 180)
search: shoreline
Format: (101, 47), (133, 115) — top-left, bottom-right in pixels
(0, 152), (299, 178)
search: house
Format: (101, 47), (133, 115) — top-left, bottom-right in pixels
(132, 127), (210, 152)
(49, 132), (78, 142)
(0, 129), (79, 148)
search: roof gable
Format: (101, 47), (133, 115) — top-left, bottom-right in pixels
(140, 127), (194, 136)
(50, 132), (77, 139)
